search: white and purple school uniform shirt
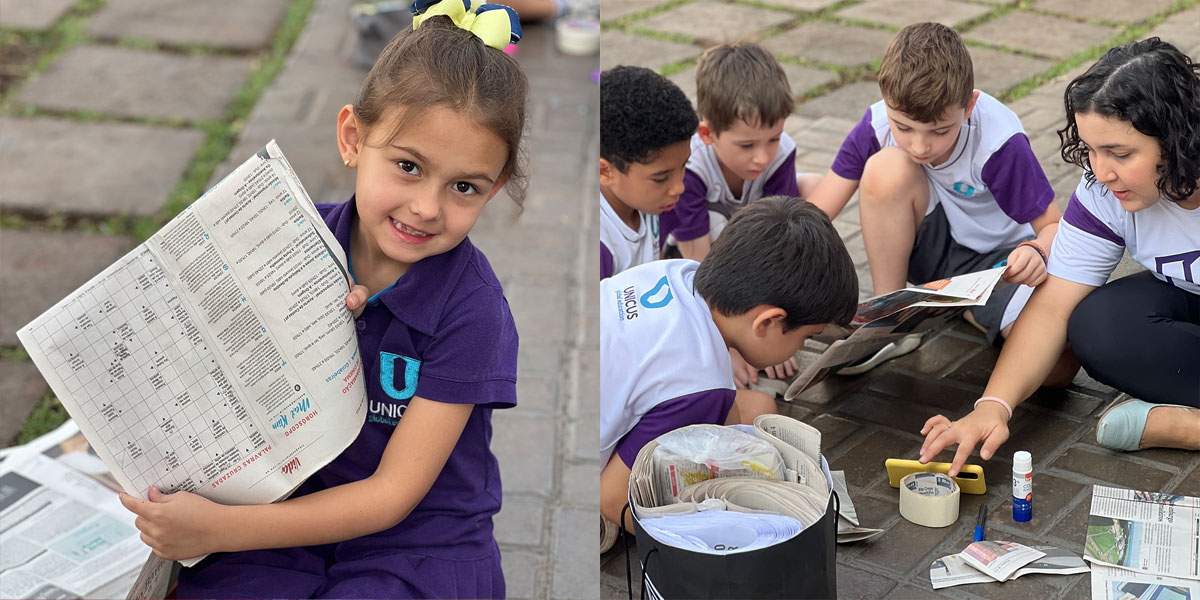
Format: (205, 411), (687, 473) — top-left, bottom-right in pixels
(1050, 176), (1200, 294)
(600, 191), (660, 279)
(600, 259), (735, 467)
(314, 197), (518, 559)
(831, 92), (1053, 253)
(661, 132), (799, 245)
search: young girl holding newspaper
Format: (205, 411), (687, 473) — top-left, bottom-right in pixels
(118, 2), (527, 597)
(920, 38), (1200, 474)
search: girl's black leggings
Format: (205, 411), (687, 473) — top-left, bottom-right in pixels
(1067, 271), (1200, 408)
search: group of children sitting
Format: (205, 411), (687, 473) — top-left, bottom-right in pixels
(599, 21), (1200, 538)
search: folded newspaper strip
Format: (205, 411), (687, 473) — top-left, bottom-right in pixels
(959, 541), (1047, 582)
(831, 470), (884, 543)
(652, 425), (784, 502)
(930, 545), (1088, 589)
(1083, 485), (1199, 581)
(785, 267), (1005, 400)
(16, 141), (367, 572)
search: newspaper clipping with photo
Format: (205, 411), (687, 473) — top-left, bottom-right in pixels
(785, 267), (1005, 399)
(930, 545), (1089, 589)
(1084, 485), (1199, 595)
(15, 141), (368, 571)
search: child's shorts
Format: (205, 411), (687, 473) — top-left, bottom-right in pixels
(908, 203), (1035, 345)
(615, 388), (736, 468)
(176, 540), (505, 599)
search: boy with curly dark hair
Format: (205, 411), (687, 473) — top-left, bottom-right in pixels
(599, 66), (698, 278)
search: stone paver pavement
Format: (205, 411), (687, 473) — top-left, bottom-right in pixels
(1, 2), (597, 599)
(601, 1), (1200, 599)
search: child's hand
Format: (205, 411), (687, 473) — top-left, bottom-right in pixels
(917, 403), (1012, 476)
(763, 356), (799, 380)
(1002, 244), (1047, 287)
(119, 486), (228, 561)
(346, 283), (370, 318)
(728, 348), (758, 389)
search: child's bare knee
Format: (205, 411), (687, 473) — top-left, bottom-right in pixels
(733, 389), (777, 424)
(860, 147), (925, 205)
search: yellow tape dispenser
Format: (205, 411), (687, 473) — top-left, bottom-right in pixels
(885, 458), (986, 495)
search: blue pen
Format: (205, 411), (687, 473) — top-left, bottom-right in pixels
(974, 505), (987, 542)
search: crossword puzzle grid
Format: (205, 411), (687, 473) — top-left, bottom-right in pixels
(31, 247), (266, 496)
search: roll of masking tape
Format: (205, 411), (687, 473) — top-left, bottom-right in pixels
(899, 471), (960, 527)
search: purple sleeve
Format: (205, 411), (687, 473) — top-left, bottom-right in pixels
(615, 388), (736, 468)
(980, 134), (1054, 224)
(830, 108), (881, 181)
(762, 147), (799, 198)
(417, 286), (518, 409)
(1062, 192), (1125, 246)
(668, 169), (711, 242)
(600, 242), (614, 279)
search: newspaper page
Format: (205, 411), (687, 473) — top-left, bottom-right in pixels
(959, 540), (1047, 581)
(1083, 485), (1200, 579)
(0, 451), (148, 599)
(16, 141), (368, 567)
(930, 546), (1089, 589)
(786, 268), (1004, 398)
(1090, 564), (1200, 600)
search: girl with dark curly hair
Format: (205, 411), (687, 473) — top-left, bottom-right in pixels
(919, 37), (1200, 476)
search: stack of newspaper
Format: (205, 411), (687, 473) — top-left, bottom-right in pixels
(1082, 485), (1200, 599)
(630, 415), (883, 552)
(0, 420), (170, 599)
(785, 267), (1006, 399)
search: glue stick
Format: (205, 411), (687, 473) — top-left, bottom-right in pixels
(1012, 451), (1032, 522)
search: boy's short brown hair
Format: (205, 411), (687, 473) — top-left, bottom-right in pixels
(877, 22), (974, 123)
(695, 43), (794, 133)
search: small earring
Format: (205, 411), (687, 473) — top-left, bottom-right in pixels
(343, 158), (351, 167)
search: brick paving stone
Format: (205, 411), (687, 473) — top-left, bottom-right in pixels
(551, 507), (598, 599)
(986, 473), (1086, 537)
(0, 0), (76, 30)
(803, 413), (863, 451)
(838, 391), (953, 434)
(495, 498), (547, 546)
(0, 229), (134, 345)
(1003, 411), (1086, 467)
(866, 371), (980, 413)
(957, 564), (1062, 599)
(88, 0), (290, 51)
(568, 415), (599, 463)
(1078, 439), (1197, 471)
(963, 12), (1117, 61)
(0, 360), (48, 446)
(1045, 492), (1094, 546)
(1050, 447), (1174, 490)
(944, 344), (1003, 387)
(1, 118), (203, 217)
(759, 0), (845, 11)
(835, 0), (992, 29)
(836, 563), (897, 599)
(640, 1), (795, 45)
(17, 45), (252, 121)
(600, 0), (668, 22)
(969, 46), (1054, 96)
(1175, 465), (1200, 496)
(503, 549), (546, 599)
(598, 31), (699, 72)
(763, 22), (894, 67)
(516, 375), (560, 414)
(561, 462), (601, 506)
(1035, 0), (1178, 24)
(833, 428), (921, 489)
(1022, 387), (1107, 418)
(796, 81), (883, 121)
(791, 370), (864, 405)
(889, 333), (984, 375)
(886, 584), (960, 599)
(855, 516), (962, 574)
(1147, 5), (1200, 57)
(493, 412), (556, 496)
(667, 62), (837, 107)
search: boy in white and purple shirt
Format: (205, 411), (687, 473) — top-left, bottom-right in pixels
(809, 23), (1064, 355)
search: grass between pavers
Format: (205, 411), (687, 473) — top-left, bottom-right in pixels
(5, 0), (318, 445)
(0, 0), (107, 110)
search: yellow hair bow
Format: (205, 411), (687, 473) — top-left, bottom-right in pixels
(411, 0), (522, 50)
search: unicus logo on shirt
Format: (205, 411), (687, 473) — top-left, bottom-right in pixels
(371, 352), (421, 426)
(617, 276), (674, 320)
(640, 276), (673, 308)
(952, 182), (977, 197)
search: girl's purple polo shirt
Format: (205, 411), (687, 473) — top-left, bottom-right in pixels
(314, 197), (518, 559)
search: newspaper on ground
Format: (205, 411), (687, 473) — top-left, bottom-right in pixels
(1083, 485), (1199, 580)
(1089, 563), (1200, 600)
(930, 545), (1089, 589)
(785, 267), (1005, 399)
(15, 141), (368, 571)
(958, 540), (1047, 581)
(831, 470), (884, 544)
